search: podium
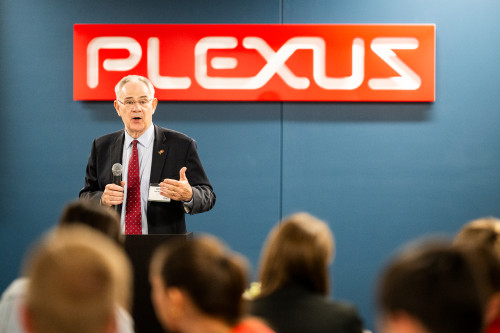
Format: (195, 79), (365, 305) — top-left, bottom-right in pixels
(125, 233), (193, 333)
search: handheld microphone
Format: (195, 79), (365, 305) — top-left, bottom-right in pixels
(112, 163), (123, 186)
(111, 163), (123, 212)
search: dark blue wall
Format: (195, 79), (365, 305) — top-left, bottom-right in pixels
(3, 0), (500, 330)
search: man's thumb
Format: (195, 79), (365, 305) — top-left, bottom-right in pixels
(179, 167), (188, 181)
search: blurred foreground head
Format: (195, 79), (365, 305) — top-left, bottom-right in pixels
(377, 240), (487, 333)
(22, 224), (132, 333)
(454, 217), (500, 326)
(455, 217), (500, 258)
(59, 199), (122, 244)
(258, 212), (334, 296)
(150, 235), (248, 332)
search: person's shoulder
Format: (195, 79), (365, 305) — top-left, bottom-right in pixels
(94, 129), (124, 142)
(155, 125), (194, 142)
(0, 277), (28, 305)
(90, 130), (125, 149)
(115, 305), (135, 333)
(0, 278), (28, 333)
(319, 298), (364, 328)
(322, 298), (360, 315)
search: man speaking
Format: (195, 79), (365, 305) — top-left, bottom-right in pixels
(80, 75), (215, 234)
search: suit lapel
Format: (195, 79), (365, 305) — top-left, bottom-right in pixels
(150, 125), (169, 183)
(110, 131), (125, 167)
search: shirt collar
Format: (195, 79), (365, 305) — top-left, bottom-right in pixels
(124, 123), (155, 149)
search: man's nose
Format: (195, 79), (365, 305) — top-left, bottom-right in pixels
(131, 102), (142, 111)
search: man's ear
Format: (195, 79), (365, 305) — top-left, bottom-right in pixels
(167, 287), (186, 310)
(114, 100), (121, 117)
(486, 292), (500, 324)
(379, 311), (429, 333)
(162, 287), (188, 331)
(151, 98), (158, 114)
(104, 315), (117, 333)
(20, 304), (35, 333)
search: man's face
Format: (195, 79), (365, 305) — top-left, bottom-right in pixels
(114, 80), (157, 139)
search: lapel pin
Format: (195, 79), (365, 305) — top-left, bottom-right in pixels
(158, 149), (164, 155)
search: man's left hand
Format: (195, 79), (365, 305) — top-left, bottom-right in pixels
(160, 167), (193, 202)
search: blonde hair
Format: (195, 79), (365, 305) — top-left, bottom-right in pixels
(258, 212), (334, 297)
(24, 225), (132, 333)
(455, 217), (500, 258)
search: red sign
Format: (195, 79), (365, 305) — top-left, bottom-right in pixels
(74, 24), (435, 102)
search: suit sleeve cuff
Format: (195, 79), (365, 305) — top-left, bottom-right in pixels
(183, 197), (194, 213)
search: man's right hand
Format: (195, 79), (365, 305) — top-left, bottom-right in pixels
(101, 181), (126, 207)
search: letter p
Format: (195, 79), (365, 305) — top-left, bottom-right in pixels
(87, 37), (142, 89)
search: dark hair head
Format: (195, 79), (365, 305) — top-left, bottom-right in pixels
(58, 200), (122, 245)
(151, 235), (248, 325)
(378, 240), (486, 333)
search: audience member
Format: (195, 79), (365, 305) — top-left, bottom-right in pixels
(21, 224), (131, 333)
(455, 217), (500, 333)
(149, 235), (275, 333)
(249, 212), (364, 333)
(58, 199), (123, 244)
(455, 217), (500, 256)
(377, 240), (487, 333)
(0, 200), (133, 333)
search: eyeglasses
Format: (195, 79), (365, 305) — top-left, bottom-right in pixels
(117, 98), (153, 109)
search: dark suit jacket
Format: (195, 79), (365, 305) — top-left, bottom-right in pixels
(249, 283), (364, 333)
(79, 125), (215, 234)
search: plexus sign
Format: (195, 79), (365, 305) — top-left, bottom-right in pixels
(73, 24), (435, 102)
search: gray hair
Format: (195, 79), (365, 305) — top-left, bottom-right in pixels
(114, 75), (155, 100)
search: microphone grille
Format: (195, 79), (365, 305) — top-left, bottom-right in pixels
(112, 163), (122, 176)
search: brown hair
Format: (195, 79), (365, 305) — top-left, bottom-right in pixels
(378, 241), (486, 333)
(58, 200), (122, 245)
(258, 212), (334, 297)
(151, 235), (248, 325)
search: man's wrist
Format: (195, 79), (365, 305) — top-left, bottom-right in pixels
(183, 196), (194, 213)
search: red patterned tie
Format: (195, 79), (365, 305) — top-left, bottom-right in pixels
(125, 140), (142, 235)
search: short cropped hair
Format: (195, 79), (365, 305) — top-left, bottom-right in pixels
(24, 225), (132, 333)
(59, 200), (122, 245)
(150, 235), (248, 325)
(114, 75), (155, 100)
(377, 241), (486, 333)
(258, 212), (334, 297)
